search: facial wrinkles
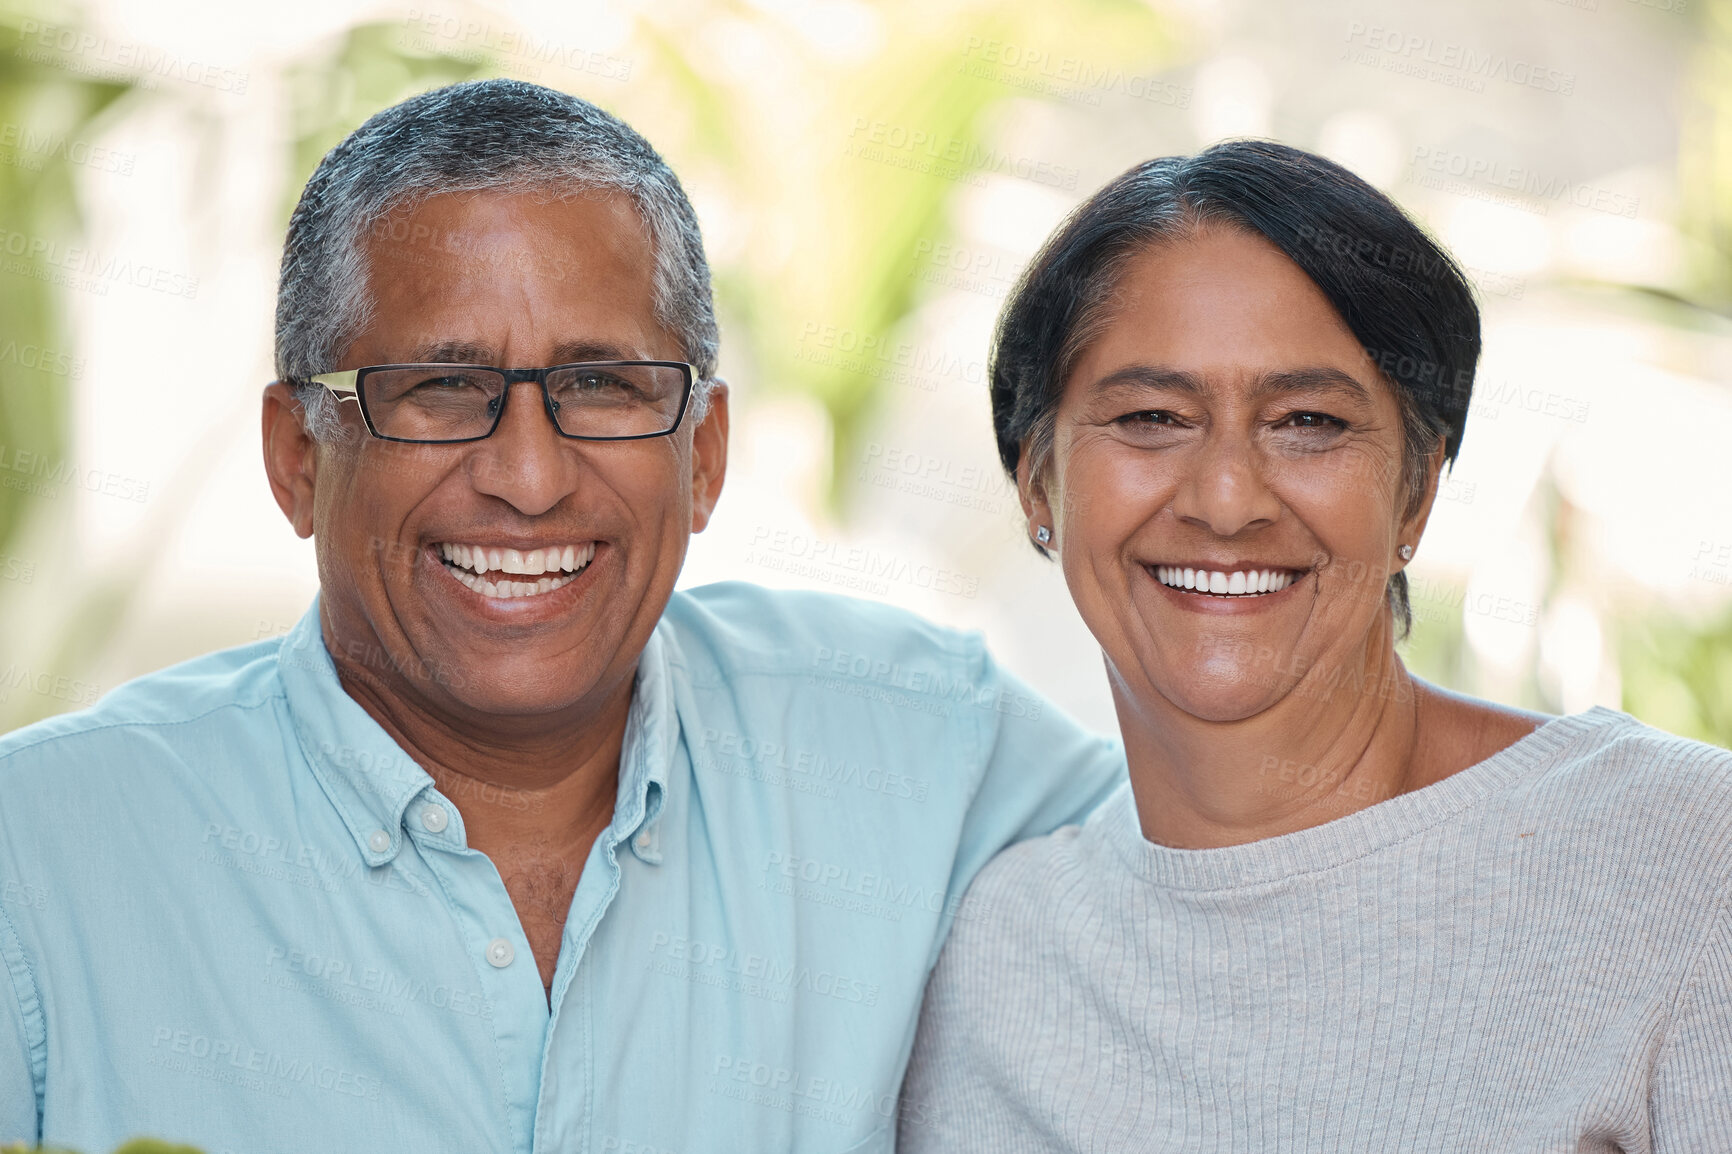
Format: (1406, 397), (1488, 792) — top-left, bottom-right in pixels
(312, 191), (687, 729)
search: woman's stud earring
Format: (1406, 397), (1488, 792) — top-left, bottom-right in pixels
(1398, 544), (1414, 561)
(1035, 526), (1052, 545)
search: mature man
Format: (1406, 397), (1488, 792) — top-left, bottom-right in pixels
(0, 80), (1120, 1152)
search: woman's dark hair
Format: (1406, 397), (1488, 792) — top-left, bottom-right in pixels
(991, 139), (1479, 636)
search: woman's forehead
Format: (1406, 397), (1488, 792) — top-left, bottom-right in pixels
(1069, 230), (1378, 397)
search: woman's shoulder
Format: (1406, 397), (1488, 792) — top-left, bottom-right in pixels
(1500, 706), (1732, 872)
(1523, 706), (1732, 794)
(1425, 683), (1732, 812)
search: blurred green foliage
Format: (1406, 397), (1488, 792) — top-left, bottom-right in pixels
(0, 4), (128, 561)
(1682, 0), (1732, 310)
(282, 22), (488, 225)
(1619, 605), (1732, 746)
(638, 0), (1180, 502)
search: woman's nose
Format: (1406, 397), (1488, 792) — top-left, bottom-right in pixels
(1170, 434), (1281, 539)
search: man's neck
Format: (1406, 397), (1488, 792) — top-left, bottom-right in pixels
(328, 655), (633, 864)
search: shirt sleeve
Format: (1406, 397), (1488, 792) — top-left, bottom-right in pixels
(0, 901), (41, 1146)
(1652, 888), (1732, 1150)
(931, 639), (1123, 964)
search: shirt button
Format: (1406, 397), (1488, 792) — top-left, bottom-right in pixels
(421, 805), (449, 833)
(367, 829), (391, 853)
(634, 830), (652, 851)
(485, 938), (515, 968)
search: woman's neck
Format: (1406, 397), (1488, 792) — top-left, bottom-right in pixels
(1115, 640), (1428, 850)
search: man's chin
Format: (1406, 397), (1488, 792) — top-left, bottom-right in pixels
(427, 674), (616, 723)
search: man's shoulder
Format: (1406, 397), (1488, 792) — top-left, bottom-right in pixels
(662, 581), (983, 678)
(0, 636), (286, 773)
(929, 790), (1130, 981)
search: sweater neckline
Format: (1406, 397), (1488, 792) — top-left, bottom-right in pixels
(1100, 706), (1630, 891)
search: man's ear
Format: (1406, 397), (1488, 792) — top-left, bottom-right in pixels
(689, 379), (729, 533)
(1016, 450), (1055, 551)
(262, 383), (318, 540)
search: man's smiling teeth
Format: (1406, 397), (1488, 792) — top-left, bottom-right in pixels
(437, 542), (596, 599)
(1153, 566), (1298, 595)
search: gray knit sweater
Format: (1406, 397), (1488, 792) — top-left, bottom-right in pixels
(897, 708), (1732, 1152)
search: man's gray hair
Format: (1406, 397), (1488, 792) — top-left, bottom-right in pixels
(274, 78), (719, 440)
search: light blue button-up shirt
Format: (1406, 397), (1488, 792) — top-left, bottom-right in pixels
(0, 582), (1122, 1154)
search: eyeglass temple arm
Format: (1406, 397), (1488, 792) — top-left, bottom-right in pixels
(303, 370), (360, 399)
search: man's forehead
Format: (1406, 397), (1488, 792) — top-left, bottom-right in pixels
(341, 191), (673, 369)
(370, 185), (644, 241)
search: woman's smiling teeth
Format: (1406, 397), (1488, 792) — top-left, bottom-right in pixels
(437, 542), (596, 599)
(1152, 565), (1298, 596)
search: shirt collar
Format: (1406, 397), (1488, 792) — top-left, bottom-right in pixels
(617, 622), (673, 865)
(276, 597), (676, 867)
(276, 599), (433, 867)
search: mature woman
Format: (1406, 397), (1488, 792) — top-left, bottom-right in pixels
(896, 141), (1732, 1152)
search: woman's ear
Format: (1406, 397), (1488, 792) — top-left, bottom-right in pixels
(1017, 451), (1056, 552)
(1396, 443), (1448, 568)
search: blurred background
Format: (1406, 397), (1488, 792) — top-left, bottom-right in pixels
(1, 0), (1729, 744)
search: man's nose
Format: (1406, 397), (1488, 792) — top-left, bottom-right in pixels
(467, 381), (579, 516)
(1170, 432), (1281, 539)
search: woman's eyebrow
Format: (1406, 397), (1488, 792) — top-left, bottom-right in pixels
(1089, 365), (1209, 395)
(1087, 364), (1372, 404)
(1252, 367), (1373, 404)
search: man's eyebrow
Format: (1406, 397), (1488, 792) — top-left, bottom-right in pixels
(408, 340), (497, 365)
(402, 339), (643, 366)
(548, 339), (641, 365)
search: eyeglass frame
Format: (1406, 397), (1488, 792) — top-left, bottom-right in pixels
(286, 360), (699, 445)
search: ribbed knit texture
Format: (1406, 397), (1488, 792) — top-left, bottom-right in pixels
(897, 707), (1732, 1153)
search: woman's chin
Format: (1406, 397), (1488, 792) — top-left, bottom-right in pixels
(1152, 668), (1290, 724)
